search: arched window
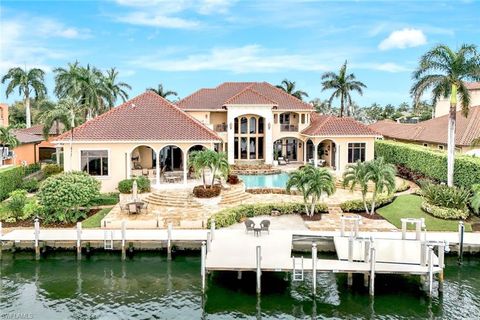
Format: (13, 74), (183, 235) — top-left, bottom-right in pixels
(240, 117), (247, 134)
(249, 117), (256, 134)
(258, 117), (264, 133)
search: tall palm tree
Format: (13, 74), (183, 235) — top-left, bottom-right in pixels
(411, 44), (480, 186)
(276, 79), (309, 101)
(104, 67), (131, 108)
(2, 67), (47, 128)
(286, 166), (335, 216)
(321, 61), (367, 117)
(54, 62), (113, 120)
(147, 83), (178, 100)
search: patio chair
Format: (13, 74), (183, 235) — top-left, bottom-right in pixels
(128, 203), (138, 214)
(260, 220), (270, 234)
(142, 169), (149, 177)
(278, 157), (287, 165)
(244, 219), (255, 233)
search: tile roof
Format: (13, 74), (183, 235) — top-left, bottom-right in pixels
(301, 113), (380, 136)
(466, 82), (480, 90)
(177, 82), (313, 110)
(13, 130), (44, 144)
(20, 123), (65, 136)
(55, 91), (220, 142)
(224, 87), (277, 105)
(368, 105), (480, 146)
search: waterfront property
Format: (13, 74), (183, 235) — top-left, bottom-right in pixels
(54, 82), (379, 192)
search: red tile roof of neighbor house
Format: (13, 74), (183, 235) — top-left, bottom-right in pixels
(55, 91), (221, 142)
(13, 130), (44, 144)
(177, 82), (313, 110)
(466, 82), (480, 90)
(20, 123), (66, 136)
(302, 113), (380, 136)
(368, 105), (480, 146)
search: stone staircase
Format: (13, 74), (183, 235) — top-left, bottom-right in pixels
(144, 190), (201, 208)
(219, 184), (251, 205)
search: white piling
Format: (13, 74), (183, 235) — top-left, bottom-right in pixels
(256, 245), (261, 294)
(347, 236), (354, 286)
(340, 217), (345, 237)
(428, 246), (434, 297)
(369, 246), (376, 296)
(0, 221), (2, 260)
(312, 243), (317, 296)
(167, 222), (173, 260)
(210, 219), (215, 241)
(34, 218), (40, 260)
(438, 243), (445, 292)
(201, 241), (206, 293)
(206, 232), (211, 253)
(401, 220), (407, 240)
(420, 241), (426, 267)
(121, 221), (127, 260)
(458, 221), (465, 264)
(416, 219), (423, 240)
(76, 222), (82, 260)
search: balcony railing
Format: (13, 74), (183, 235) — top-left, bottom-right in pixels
(214, 124), (228, 132)
(280, 124), (299, 132)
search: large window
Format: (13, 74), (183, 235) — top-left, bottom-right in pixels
(348, 143), (366, 163)
(81, 150), (108, 176)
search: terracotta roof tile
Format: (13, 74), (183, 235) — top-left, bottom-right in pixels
(20, 124), (65, 136)
(13, 130), (44, 144)
(55, 91), (220, 142)
(302, 113), (380, 136)
(224, 87), (277, 105)
(177, 82), (313, 110)
(368, 106), (480, 146)
(466, 82), (480, 90)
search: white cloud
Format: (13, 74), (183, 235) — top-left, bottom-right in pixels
(356, 62), (411, 73)
(116, 12), (199, 29)
(128, 45), (330, 73)
(378, 28), (427, 50)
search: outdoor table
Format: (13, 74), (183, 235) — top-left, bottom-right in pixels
(253, 227), (262, 237)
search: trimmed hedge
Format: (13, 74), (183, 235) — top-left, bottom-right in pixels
(340, 194), (395, 212)
(0, 166), (25, 201)
(208, 202), (328, 228)
(118, 176), (151, 194)
(421, 201), (469, 220)
(375, 140), (480, 188)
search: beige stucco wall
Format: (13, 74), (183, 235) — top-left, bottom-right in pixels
(435, 89), (480, 118)
(60, 141), (215, 192)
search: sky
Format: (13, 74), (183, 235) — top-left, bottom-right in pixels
(0, 0), (479, 107)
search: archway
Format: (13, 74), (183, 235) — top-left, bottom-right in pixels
(317, 139), (337, 168)
(159, 145), (183, 172)
(130, 145), (156, 178)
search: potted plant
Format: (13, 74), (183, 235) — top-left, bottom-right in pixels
(273, 148), (279, 166)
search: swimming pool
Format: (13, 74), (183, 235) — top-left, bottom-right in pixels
(239, 172), (290, 189)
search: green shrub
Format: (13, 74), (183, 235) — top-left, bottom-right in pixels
(472, 184), (480, 215)
(42, 164), (63, 178)
(22, 200), (43, 221)
(375, 140), (480, 188)
(6, 189), (28, 220)
(89, 192), (120, 206)
(421, 201), (469, 220)
(208, 202), (328, 228)
(395, 181), (410, 193)
(38, 171), (100, 223)
(419, 182), (470, 210)
(24, 163), (41, 176)
(117, 177), (150, 193)
(340, 194), (395, 212)
(0, 166), (25, 201)
(21, 178), (40, 193)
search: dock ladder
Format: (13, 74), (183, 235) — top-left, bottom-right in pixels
(104, 230), (114, 250)
(292, 256), (304, 281)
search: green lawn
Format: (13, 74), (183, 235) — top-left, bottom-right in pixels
(88, 193), (120, 206)
(377, 194), (472, 232)
(82, 207), (112, 228)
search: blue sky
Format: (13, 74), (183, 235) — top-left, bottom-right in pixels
(1, 0), (479, 106)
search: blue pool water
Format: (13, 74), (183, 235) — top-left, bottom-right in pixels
(239, 172), (290, 189)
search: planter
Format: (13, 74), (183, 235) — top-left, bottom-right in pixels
(119, 192), (149, 203)
(273, 160), (279, 166)
(193, 185), (221, 198)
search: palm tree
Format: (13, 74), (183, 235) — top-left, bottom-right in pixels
(208, 151), (229, 187)
(2, 67), (47, 128)
(147, 83), (178, 100)
(189, 150), (210, 188)
(321, 61), (367, 117)
(411, 44), (480, 186)
(276, 79), (309, 101)
(54, 62), (113, 120)
(0, 126), (20, 166)
(342, 161), (370, 213)
(286, 166), (335, 216)
(365, 157), (396, 214)
(104, 67), (131, 108)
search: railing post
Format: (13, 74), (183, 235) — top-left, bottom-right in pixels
(76, 222), (82, 260)
(312, 243), (317, 296)
(256, 246), (261, 294)
(401, 219), (407, 240)
(201, 241), (206, 294)
(34, 218), (40, 260)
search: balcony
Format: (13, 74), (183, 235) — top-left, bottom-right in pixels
(214, 123), (228, 132)
(280, 124), (299, 132)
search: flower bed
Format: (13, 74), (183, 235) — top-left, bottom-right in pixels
(340, 194), (395, 212)
(421, 201), (469, 220)
(208, 202), (328, 228)
(246, 188), (301, 195)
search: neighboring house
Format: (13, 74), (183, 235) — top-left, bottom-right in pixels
(369, 105), (480, 154)
(434, 82), (480, 118)
(0, 104), (8, 127)
(19, 124), (65, 162)
(54, 83), (379, 192)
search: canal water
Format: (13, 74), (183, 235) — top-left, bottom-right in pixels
(1, 252), (479, 319)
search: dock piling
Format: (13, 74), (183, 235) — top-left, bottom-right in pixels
(34, 218), (40, 260)
(458, 221), (464, 265)
(206, 231), (211, 253)
(76, 222), (82, 260)
(369, 246), (376, 296)
(210, 219), (215, 241)
(167, 222), (173, 260)
(256, 245), (261, 294)
(428, 246), (434, 297)
(0, 221), (2, 260)
(438, 242), (445, 292)
(201, 241), (206, 293)
(312, 243), (317, 296)
(347, 236), (353, 286)
(121, 221), (127, 261)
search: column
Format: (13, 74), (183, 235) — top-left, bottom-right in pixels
(126, 151), (132, 179)
(155, 150), (160, 186)
(336, 144), (341, 174)
(183, 149), (188, 185)
(227, 113), (235, 165)
(264, 113), (274, 165)
(313, 143), (318, 167)
(303, 141), (307, 164)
